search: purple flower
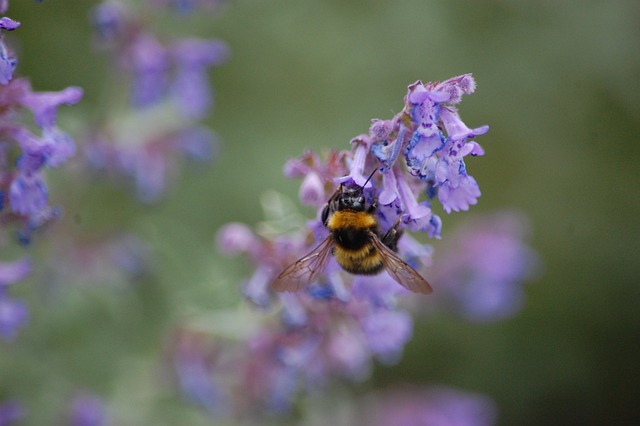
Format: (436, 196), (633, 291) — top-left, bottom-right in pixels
(439, 107), (488, 158)
(0, 399), (25, 426)
(68, 393), (107, 426)
(429, 211), (540, 321)
(0, 17), (19, 86)
(334, 137), (374, 188)
(361, 309), (413, 363)
(127, 33), (169, 108)
(0, 36), (16, 85)
(90, 1), (126, 41)
(0, 258), (30, 285)
(396, 173), (434, 232)
(40, 127), (76, 167)
(20, 86), (83, 129)
(0, 294), (29, 341)
(437, 169), (481, 213)
(9, 172), (48, 217)
(171, 330), (228, 415)
(0, 17), (19, 31)
(371, 122), (408, 173)
(171, 39), (229, 118)
(299, 171), (325, 206)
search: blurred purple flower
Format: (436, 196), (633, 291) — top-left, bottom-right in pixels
(0, 294), (28, 341)
(8, 172), (48, 217)
(171, 38), (229, 118)
(0, 258), (30, 341)
(0, 399), (25, 426)
(0, 257), (30, 285)
(429, 211), (540, 321)
(90, 1), (126, 42)
(362, 386), (497, 426)
(68, 393), (107, 426)
(361, 308), (413, 364)
(173, 333), (221, 414)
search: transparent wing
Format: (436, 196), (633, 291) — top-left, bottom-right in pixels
(368, 231), (433, 294)
(271, 236), (334, 292)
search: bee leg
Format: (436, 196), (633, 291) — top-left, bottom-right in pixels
(381, 216), (403, 252)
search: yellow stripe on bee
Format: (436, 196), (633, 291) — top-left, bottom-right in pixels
(334, 245), (384, 274)
(327, 210), (377, 231)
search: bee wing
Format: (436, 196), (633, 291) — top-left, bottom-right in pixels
(272, 235), (334, 292)
(368, 231), (433, 294)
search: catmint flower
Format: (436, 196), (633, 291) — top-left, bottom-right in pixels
(428, 211), (540, 321)
(0, 258), (30, 341)
(360, 308), (413, 364)
(0, 295), (28, 340)
(171, 38), (229, 119)
(0, 257), (30, 285)
(8, 173), (46, 217)
(335, 136), (374, 188)
(1, 81), (83, 237)
(20, 86), (83, 129)
(173, 331), (223, 415)
(0, 17), (18, 86)
(127, 33), (169, 108)
(68, 392), (107, 426)
(90, 0), (125, 42)
(0, 399), (25, 426)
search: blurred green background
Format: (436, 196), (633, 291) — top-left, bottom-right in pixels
(3, 0), (640, 425)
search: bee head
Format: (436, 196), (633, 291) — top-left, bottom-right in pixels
(338, 185), (366, 211)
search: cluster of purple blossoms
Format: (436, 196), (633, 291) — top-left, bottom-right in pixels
(167, 75), (510, 418)
(85, 0), (229, 202)
(0, 12), (83, 242)
(289, 73), (488, 242)
(0, 2), (82, 341)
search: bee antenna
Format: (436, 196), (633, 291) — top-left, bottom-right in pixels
(363, 168), (378, 188)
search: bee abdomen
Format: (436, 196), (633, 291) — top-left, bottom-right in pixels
(333, 244), (384, 275)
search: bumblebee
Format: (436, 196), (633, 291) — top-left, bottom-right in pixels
(272, 172), (432, 294)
